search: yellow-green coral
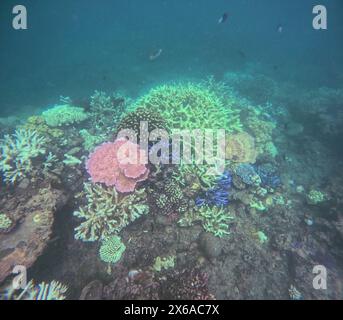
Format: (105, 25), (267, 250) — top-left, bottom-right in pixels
(73, 183), (149, 242)
(0, 213), (12, 230)
(306, 189), (326, 205)
(134, 83), (242, 133)
(0, 129), (47, 184)
(152, 255), (176, 272)
(42, 104), (89, 127)
(99, 235), (126, 264)
(20, 116), (64, 140)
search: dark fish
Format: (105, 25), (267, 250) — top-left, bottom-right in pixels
(218, 12), (228, 24)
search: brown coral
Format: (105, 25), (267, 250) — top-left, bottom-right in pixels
(225, 132), (257, 163)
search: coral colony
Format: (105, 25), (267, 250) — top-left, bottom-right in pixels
(0, 74), (341, 300)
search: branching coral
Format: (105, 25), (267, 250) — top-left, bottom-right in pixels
(0, 129), (47, 183)
(0, 280), (68, 300)
(152, 255), (176, 272)
(178, 206), (234, 238)
(86, 138), (149, 193)
(42, 104), (89, 127)
(20, 116), (64, 140)
(198, 206), (234, 238)
(134, 83), (242, 133)
(99, 235), (126, 264)
(89, 90), (128, 133)
(73, 183), (149, 242)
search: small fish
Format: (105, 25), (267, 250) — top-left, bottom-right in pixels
(277, 24), (283, 33)
(218, 12), (228, 24)
(149, 48), (163, 61)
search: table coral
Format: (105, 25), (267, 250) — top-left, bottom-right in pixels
(86, 138), (149, 193)
(42, 104), (89, 127)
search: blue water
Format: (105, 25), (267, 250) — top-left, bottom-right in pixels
(0, 0), (342, 116)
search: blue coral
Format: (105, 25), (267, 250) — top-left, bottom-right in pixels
(255, 163), (281, 188)
(196, 171), (232, 207)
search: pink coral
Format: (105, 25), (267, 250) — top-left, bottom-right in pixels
(86, 138), (149, 193)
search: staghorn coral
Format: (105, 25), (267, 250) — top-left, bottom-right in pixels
(225, 132), (257, 163)
(134, 82), (242, 133)
(178, 206), (234, 238)
(0, 280), (68, 300)
(42, 104), (89, 127)
(0, 129), (47, 184)
(99, 235), (126, 264)
(73, 183), (149, 242)
(86, 138), (149, 193)
(198, 206), (234, 238)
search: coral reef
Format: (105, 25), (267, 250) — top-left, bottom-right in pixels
(152, 255), (176, 272)
(225, 132), (257, 163)
(73, 184), (149, 242)
(99, 235), (126, 265)
(0, 213), (12, 231)
(196, 170), (232, 207)
(234, 163), (261, 186)
(86, 138), (149, 193)
(134, 83), (242, 133)
(42, 104), (89, 127)
(0, 280), (68, 300)
(0, 129), (47, 184)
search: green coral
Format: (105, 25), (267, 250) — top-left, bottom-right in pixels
(198, 206), (234, 237)
(134, 83), (242, 133)
(0, 280), (68, 300)
(0, 213), (12, 230)
(152, 255), (175, 272)
(99, 235), (126, 264)
(63, 154), (82, 166)
(79, 129), (107, 151)
(306, 189), (326, 205)
(89, 91), (128, 133)
(0, 129), (47, 184)
(73, 183), (149, 242)
(42, 104), (89, 127)
(178, 206), (234, 238)
(255, 231), (268, 244)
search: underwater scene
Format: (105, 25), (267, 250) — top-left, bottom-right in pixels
(0, 0), (343, 301)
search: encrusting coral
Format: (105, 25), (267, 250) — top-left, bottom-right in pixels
(73, 183), (149, 242)
(86, 138), (149, 193)
(225, 132), (257, 163)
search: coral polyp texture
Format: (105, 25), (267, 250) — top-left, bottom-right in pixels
(42, 104), (89, 127)
(134, 83), (242, 133)
(73, 183), (149, 242)
(86, 138), (149, 193)
(225, 132), (257, 163)
(99, 235), (126, 264)
(0, 129), (47, 183)
(0, 214), (12, 231)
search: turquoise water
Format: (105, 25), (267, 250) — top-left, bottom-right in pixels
(0, 0), (343, 300)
